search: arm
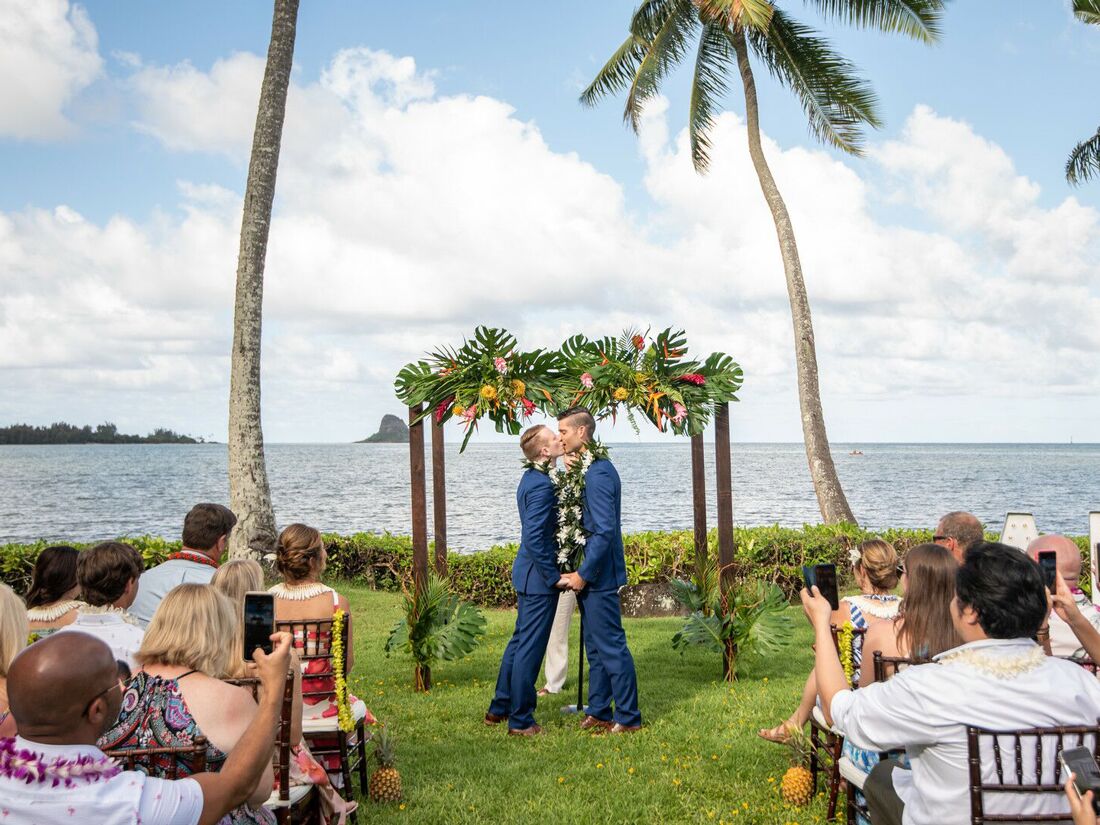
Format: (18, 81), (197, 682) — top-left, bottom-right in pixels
(1052, 575), (1100, 663)
(1065, 775), (1099, 825)
(524, 481), (565, 589)
(192, 633), (290, 825)
(576, 465), (615, 585)
(801, 586), (850, 726)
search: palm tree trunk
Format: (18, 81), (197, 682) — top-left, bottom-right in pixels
(730, 27), (855, 525)
(227, 0), (300, 558)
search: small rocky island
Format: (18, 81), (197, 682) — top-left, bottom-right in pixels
(358, 414), (409, 443)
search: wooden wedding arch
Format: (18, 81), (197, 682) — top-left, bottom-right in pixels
(394, 327), (745, 679)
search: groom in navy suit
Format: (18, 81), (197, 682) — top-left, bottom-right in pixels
(557, 406), (642, 733)
(485, 424), (566, 735)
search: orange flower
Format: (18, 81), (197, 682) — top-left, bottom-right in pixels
(510, 379), (526, 397)
(480, 385), (497, 401)
(613, 387), (629, 401)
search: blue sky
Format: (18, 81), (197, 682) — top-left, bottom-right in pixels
(1, 0), (1099, 443)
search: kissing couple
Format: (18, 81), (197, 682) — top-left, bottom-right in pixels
(484, 406), (642, 736)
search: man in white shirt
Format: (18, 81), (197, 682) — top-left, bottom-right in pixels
(130, 502), (236, 627)
(56, 541), (146, 668)
(1, 629), (290, 825)
(1027, 533), (1100, 659)
(804, 541), (1100, 825)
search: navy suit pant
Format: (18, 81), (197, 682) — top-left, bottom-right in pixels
(488, 591), (559, 730)
(577, 588), (641, 727)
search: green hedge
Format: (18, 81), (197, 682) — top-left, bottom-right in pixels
(4, 527), (1089, 607)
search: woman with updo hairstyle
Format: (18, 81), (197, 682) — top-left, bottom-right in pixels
(759, 539), (901, 743)
(24, 545), (83, 637)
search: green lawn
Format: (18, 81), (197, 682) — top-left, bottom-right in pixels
(343, 586), (832, 825)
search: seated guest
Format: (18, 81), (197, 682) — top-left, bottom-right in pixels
(932, 511), (984, 563)
(804, 542), (1100, 825)
(1026, 533), (1100, 659)
(131, 503), (237, 627)
(25, 545), (82, 637)
(1, 583), (30, 737)
(760, 539), (900, 742)
(2, 630), (290, 825)
(213, 558), (357, 823)
(56, 541), (145, 669)
(100, 584), (276, 825)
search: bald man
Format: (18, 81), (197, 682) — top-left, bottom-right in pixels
(1, 631), (290, 825)
(1028, 534), (1100, 659)
(934, 511), (985, 563)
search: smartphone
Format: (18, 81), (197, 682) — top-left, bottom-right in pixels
(242, 592), (275, 660)
(802, 563), (840, 611)
(1038, 550), (1058, 590)
(1060, 746), (1100, 813)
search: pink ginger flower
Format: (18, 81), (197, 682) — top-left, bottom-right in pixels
(580, 372), (594, 389)
(671, 402), (687, 425)
(494, 357), (508, 374)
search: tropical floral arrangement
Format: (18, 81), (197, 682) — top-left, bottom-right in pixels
(394, 325), (743, 447)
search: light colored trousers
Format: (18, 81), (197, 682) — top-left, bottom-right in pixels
(541, 589), (576, 693)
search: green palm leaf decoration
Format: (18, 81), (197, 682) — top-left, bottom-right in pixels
(1067, 1), (1100, 185)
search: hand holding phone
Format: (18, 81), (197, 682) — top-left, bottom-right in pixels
(1038, 550), (1059, 590)
(242, 592), (276, 661)
(803, 563), (840, 611)
(1061, 746), (1100, 814)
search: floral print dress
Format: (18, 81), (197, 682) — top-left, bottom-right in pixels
(99, 671), (275, 825)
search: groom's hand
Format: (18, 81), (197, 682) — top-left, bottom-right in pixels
(556, 576), (571, 589)
(563, 571), (586, 591)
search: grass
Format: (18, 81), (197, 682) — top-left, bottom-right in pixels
(342, 585), (832, 825)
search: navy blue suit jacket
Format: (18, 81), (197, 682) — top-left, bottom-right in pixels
(577, 459), (627, 591)
(512, 468), (561, 595)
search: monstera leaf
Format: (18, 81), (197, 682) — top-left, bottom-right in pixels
(384, 572), (487, 669)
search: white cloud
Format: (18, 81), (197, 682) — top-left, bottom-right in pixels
(2, 46), (1099, 443)
(0, 0), (102, 139)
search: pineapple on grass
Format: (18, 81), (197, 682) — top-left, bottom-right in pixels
(779, 723), (814, 807)
(369, 724), (403, 803)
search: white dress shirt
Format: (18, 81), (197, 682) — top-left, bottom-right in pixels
(0, 737), (203, 825)
(55, 609), (146, 669)
(1049, 589), (1100, 658)
(130, 558), (217, 627)
(831, 637), (1100, 825)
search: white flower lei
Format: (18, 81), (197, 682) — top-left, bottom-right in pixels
(551, 441), (608, 571)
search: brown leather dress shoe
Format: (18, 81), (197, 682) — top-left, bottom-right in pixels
(507, 724), (544, 736)
(610, 723), (642, 734)
(484, 712), (508, 726)
(579, 715), (612, 732)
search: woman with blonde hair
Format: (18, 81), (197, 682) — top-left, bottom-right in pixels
(760, 539), (901, 742)
(99, 583), (275, 825)
(0, 583), (29, 737)
(212, 559), (268, 668)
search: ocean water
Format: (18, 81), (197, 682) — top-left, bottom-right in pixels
(0, 442), (1097, 549)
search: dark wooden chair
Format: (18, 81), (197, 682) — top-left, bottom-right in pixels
(277, 617), (369, 812)
(225, 673), (315, 825)
(809, 624), (867, 821)
(106, 736), (209, 778)
(966, 721), (1100, 823)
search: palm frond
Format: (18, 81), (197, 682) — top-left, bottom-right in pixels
(623, 0), (701, 132)
(579, 35), (648, 108)
(747, 7), (881, 155)
(696, 0), (775, 31)
(1074, 0), (1100, 25)
(1066, 128), (1100, 186)
(805, 0), (945, 44)
(689, 21), (737, 172)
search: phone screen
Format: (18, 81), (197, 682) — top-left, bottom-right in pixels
(1038, 551), (1058, 589)
(1061, 746), (1100, 813)
(813, 563), (840, 611)
(242, 592), (275, 660)
(802, 565), (817, 591)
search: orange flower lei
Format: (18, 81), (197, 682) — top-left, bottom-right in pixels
(331, 609), (354, 733)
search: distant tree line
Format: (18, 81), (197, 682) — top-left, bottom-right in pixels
(0, 422), (199, 445)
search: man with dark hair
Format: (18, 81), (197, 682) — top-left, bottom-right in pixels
(555, 406), (642, 734)
(801, 541), (1100, 824)
(130, 503), (236, 627)
(56, 542), (145, 668)
(1, 631), (291, 824)
(933, 511), (984, 563)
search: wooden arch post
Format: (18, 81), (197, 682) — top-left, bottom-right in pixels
(431, 421), (448, 576)
(408, 405), (430, 691)
(714, 402), (737, 680)
(690, 434), (708, 587)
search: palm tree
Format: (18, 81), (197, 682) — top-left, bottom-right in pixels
(1067, 0), (1100, 185)
(582, 0), (944, 524)
(227, 0), (300, 558)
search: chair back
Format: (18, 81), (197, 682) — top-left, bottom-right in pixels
(275, 616), (350, 703)
(871, 651), (928, 683)
(105, 736), (208, 779)
(224, 672), (294, 801)
(966, 721), (1100, 823)
(829, 624), (868, 689)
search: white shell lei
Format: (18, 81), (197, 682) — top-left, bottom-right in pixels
(26, 599), (84, 622)
(937, 645), (1046, 679)
(79, 604), (141, 626)
(847, 595), (901, 619)
(269, 582), (334, 601)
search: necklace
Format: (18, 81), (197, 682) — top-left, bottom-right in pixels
(0, 738), (121, 787)
(167, 550), (219, 570)
(937, 643), (1046, 679)
(551, 440), (610, 571)
(78, 605), (140, 626)
(520, 458), (551, 474)
(269, 581), (333, 601)
(27, 600), (84, 622)
(848, 594), (901, 619)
